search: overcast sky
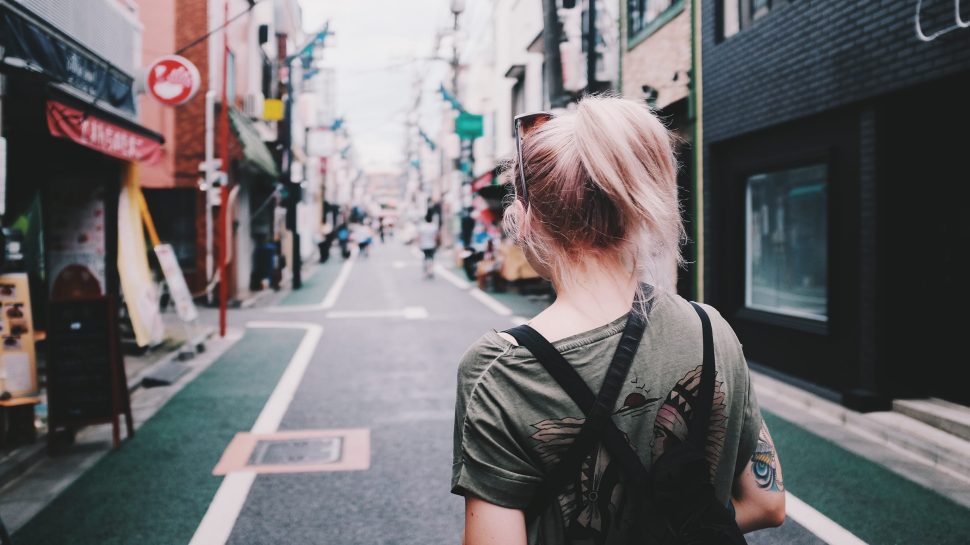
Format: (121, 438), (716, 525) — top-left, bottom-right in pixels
(300, 0), (459, 173)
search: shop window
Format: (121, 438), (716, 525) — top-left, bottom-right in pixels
(745, 164), (827, 321)
(721, 0), (789, 39)
(628, 0), (683, 46)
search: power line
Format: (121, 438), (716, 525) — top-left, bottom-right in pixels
(175, 0), (263, 55)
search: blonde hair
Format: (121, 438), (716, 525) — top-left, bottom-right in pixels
(504, 95), (684, 302)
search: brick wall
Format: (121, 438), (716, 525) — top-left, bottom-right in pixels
(701, 1), (970, 143)
(621, 4), (692, 109)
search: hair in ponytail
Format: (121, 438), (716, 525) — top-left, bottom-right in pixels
(504, 95), (684, 303)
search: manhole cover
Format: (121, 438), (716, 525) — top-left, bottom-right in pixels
(248, 437), (343, 466)
(213, 429), (370, 475)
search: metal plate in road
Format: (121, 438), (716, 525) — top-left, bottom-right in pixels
(248, 437), (343, 466)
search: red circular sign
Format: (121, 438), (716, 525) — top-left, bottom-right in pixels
(146, 55), (201, 106)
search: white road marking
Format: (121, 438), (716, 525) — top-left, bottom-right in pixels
(188, 321), (324, 545)
(785, 492), (869, 545)
(267, 255), (356, 313)
(320, 256), (356, 309)
(325, 306), (428, 320)
(433, 263), (470, 289)
(392, 260), (408, 269)
(469, 288), (513, 316)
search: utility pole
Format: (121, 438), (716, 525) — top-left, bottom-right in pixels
(585, 0), (601, 94)
(541, 0), (567, 108)
(218, 0), (230, 337)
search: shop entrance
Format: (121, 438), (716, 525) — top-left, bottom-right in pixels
(879, 74), (970, 405)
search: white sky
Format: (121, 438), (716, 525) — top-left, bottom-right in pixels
(300, 0), (461, 173)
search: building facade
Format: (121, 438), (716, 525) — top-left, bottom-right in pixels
(621, 0), (696, 297)
(700, 0), (970, 408)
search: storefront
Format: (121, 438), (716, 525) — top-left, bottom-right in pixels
(0, 2), (164, 445)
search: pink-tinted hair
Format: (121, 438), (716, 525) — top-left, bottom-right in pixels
(504, 95), (684, 301)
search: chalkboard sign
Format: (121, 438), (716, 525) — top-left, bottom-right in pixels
(46, 296), (132, 448)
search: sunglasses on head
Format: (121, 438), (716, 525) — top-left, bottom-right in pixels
(513, 111), (553, 205)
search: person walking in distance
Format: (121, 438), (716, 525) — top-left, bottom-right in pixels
(452, 97), (785, 545)
(418, 212), (440, 279)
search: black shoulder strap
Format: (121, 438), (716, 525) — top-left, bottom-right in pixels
(505, 310), (650, 516)
(505, 299), (719, 519)
(687, 302), (716, 448)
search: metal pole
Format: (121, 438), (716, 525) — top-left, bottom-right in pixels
(541, 0), (567, 108)
(204, 90), (215, 295)
(283, 61), (301, 289)
(586, 0), (598, 94)
(218, 0), (230, 336)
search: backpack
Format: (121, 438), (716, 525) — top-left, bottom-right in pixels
(504, 301), (747, 545)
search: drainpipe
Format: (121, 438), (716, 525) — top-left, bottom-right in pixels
(690, 0), (704, 302)
(204, 90), (216, 296)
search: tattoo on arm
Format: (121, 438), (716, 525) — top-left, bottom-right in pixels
(751, 424), (784, 492)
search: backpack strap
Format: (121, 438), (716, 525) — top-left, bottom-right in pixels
(687, 302), (716, 449)
(505, 309), (650, 518)
(507, 299), (719, 520)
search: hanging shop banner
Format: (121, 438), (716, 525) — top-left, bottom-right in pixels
(47, 100), (163, 164)
(145, 55), (201, 106)
(0, 7), (135, 114)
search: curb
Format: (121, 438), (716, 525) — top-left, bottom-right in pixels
(752, 369), (970, 483)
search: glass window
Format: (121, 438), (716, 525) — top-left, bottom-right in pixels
(721, 0), (788, 39)
(745, 164), (828, 321)
(628, 0), (677, 37)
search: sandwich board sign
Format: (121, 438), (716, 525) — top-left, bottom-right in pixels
(154, 244), (198, 322)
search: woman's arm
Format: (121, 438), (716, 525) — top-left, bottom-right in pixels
(731, 422), (786, 532)
(463, 496), (527, 545)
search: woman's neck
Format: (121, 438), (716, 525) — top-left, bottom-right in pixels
(526, 261), (639, 343)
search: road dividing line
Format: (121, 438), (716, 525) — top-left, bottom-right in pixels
(268, 255), (355, 313)
(469, 288), (513, 316)
(434, 263), (470, 289)
(325, 307), (428, 320)
(320, 256), (355, 309)
(785, 492), (869, 545)
(188, 321), (323, 545)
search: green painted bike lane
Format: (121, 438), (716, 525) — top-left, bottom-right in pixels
(764, 412), (970, 544)
(278, 260), (346, 306)
(13, 328), (305, 545)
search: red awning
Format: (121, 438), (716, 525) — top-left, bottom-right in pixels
(46, 100), (163, 164)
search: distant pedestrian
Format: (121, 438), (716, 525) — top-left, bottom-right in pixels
(377, 216), (386, 243)
(417, 212), (439, 279)
(353, 222), (374, 258)
(336, 222), (351, 259)
(454, 97), (784, 544)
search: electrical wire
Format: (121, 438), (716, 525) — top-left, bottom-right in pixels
(175, 0), (264, 55)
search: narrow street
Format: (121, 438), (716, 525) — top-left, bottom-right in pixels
(8, 240), (969, 545)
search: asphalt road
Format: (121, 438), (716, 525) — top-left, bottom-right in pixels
(215, 241), (817, 544)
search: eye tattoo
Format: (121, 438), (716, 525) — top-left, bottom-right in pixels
(752, 425), (783, 492)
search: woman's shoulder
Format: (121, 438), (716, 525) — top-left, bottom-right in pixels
(650, 291), (745, 360)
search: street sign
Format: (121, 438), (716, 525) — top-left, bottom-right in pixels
(145, 55), (201, 106)
(455, 112), (484, 139)
(264, 99), (284, 121)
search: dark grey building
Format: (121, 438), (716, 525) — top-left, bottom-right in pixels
(701, 0), (970, 409)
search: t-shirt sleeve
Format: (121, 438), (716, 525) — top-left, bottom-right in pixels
(451, 336), (543, 509)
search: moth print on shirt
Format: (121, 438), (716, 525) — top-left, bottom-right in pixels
(651, 365), (728, 478)
(529, 380), (660, 543)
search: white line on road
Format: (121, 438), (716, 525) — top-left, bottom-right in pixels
(469, 287), (513, 316)
(325, 306), (428, 320)
(267, 255), (356, 313)
(434, 263), (470, 289)
(785, 492), (869, 545)
(188, 321), (324, 545)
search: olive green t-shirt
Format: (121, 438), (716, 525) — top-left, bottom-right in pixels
(451, 292), (763, 545)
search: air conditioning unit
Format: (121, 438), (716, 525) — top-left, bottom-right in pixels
(242, 92), (265, 119)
